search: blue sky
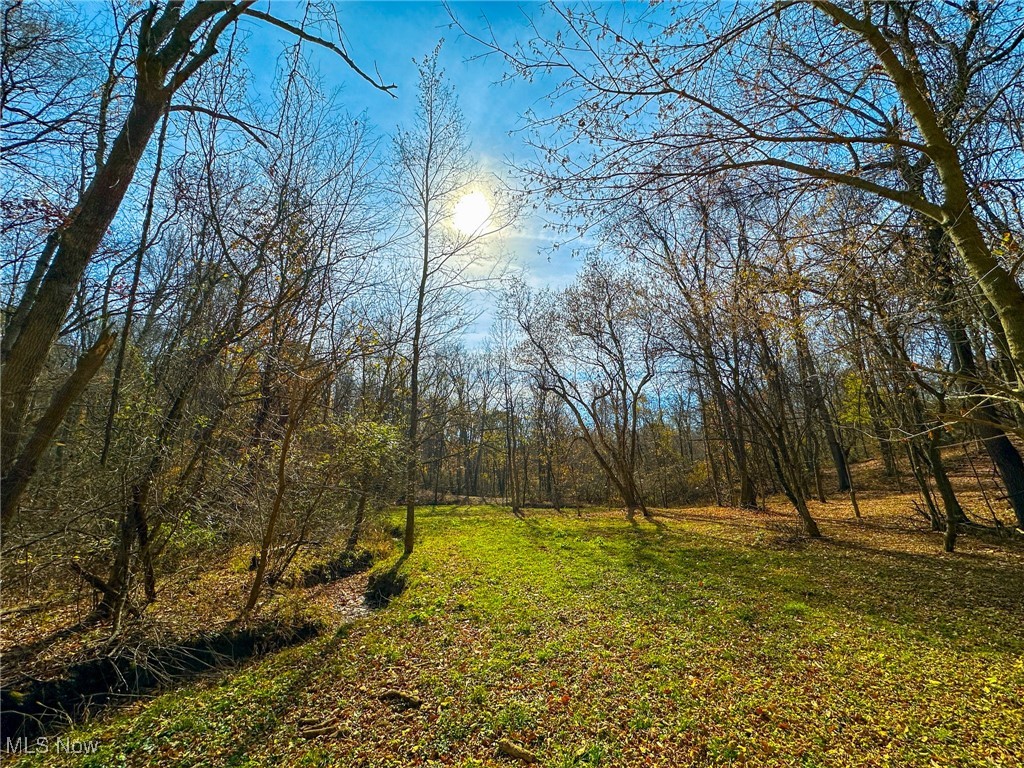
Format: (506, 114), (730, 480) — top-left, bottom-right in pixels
(242, 1), (589, 342)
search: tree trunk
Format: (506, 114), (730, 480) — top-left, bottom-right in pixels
(816, 0), (1024, 375)
(242, 410), (298, 619)
(792, 298), (851, 492)
(1, 329), (116, 523)
(907, 444), (942, 530)
(769, 439), (821, 538)
(1, 1), (248, 511)
(945, 211), (1024, 378)
(346, 491), (368, 552)
(938, 302), (1024, 529)
(1, 73), (168, 471)
(701, 343), (756, 507)
(919, 223), (1024, 528)
(924, 435), (967, 527)
(405, 208), (430, 556)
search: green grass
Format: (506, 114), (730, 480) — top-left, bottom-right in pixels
(9, 503), (1024, 767)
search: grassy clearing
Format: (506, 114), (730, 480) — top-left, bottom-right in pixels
(8, 498), (1023, 767)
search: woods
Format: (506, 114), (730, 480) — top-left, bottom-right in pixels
(1, 2), (1022, 765)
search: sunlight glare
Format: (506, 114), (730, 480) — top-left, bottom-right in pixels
(452, 190), (492, 234)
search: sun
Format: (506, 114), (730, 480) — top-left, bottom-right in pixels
(452, 190), (492, 234)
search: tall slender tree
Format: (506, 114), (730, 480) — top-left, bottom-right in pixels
(392, 44), (514, 554)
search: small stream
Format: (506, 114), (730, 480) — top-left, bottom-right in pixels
(1, 563), (387, 742)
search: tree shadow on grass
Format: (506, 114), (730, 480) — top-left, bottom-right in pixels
(365, 553), (409, 609)
(531, 516), (1024, 654)
(394, 504), (1021, 654)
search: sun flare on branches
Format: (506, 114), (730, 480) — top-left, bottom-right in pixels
(452, 190), (492, 234)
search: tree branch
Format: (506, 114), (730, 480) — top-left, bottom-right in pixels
(242, 8), (397, 97)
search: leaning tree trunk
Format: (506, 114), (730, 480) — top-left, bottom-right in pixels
(242, 397), (303, 620)
(816, 0), (1024, 375)
(925, 224), (1024, 530)
(1, 2), (249, 522)
(768, 436), (821, 538)
(1, 329), (116, 523)
(749, 329), (822, 537)
(0, 86), (167, 462)
(791, 293), (851, 492)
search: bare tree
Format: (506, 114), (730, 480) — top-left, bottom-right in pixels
(463, 0), (1024, 376)
(392, 43), (516, 554)
(511, 260), (663, 520)
(1, 0), (395, 524)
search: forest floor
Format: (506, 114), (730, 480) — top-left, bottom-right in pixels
(5, 495), (1024, 768)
